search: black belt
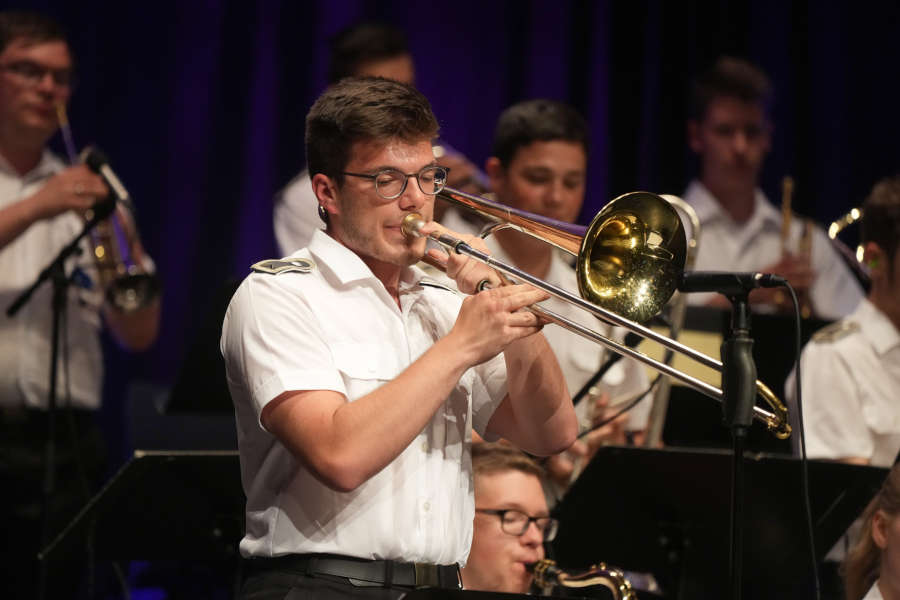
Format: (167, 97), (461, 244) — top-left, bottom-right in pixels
(245, 553), (461, 589)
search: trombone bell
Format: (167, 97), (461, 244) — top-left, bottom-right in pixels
(578, 192), (686, 324)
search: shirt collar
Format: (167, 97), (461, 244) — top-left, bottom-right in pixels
(304, 228), (423, 288)
(0, 149), (65, 182)
(855, 298), (900, 356)
(685, 179), (780, 230)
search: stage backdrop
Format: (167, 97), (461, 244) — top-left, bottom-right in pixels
(12, 0), (900, 460)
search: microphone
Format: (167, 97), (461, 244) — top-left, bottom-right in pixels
(678, 271), (786, 296)
(81, 146), (134, 210)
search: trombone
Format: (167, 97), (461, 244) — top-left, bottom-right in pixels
(403, 187), (791, 439)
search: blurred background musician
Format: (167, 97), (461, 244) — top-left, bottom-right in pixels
(683, 56), (863, 320)
(0, 9), (160, 598)
(273, 20), (484, 256)
(787, 175), (900, 467)
(844, 464), (900, 600)
(480, 99), (651, 497)
(461, 441), (555, 594)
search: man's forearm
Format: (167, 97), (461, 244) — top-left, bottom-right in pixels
(265, 335), (475, 492)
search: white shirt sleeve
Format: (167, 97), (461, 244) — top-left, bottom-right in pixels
(799, 342), (872, 460)
(221, 274), (344, 423)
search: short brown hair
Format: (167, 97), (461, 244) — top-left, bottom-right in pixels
(491, 99), (589, 168)
(690, 56), (772, 121)
(305, 76), (439, 185)
(0, 10), (68, 55)
(472, 441), (545, 481)
(843, 465), (900, 600)
(328, 22), (410, 84)
(861, 175), (900, 271)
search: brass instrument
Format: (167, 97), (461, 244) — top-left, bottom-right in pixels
(530, 559), (637, 600)
(403, 187), (791, 439)
(779, 176), (813, 317)
(56, 103), (160, 312)
(84, 192), (160, 312)
(828, 207), (865, 263)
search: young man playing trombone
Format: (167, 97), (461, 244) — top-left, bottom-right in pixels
(222, 76), (576, 599)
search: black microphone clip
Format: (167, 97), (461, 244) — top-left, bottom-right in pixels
(80, 146), (134, 211)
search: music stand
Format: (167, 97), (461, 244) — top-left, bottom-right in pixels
(551, 446), (887, 600)
(40, 450), (244, 562)
(400, 590), (587, 599)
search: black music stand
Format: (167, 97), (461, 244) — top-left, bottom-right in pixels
(400, 590), (585, 599)
(40, 450), (244, 563)
(551, 446), (887, 600)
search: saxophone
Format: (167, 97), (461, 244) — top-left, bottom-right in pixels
(529, 559), (637, 599)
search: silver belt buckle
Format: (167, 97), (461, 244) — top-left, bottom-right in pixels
(413, 563), (439, 588)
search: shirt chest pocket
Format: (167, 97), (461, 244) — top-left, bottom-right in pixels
(330, 342), (406, 397)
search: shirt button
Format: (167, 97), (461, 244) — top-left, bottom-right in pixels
(423, 501), (431, 512)
(421, 441), (429, 452)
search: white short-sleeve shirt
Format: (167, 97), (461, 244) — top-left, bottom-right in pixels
(787, 299), (900, 465)
(683, 180), (863, 320)
(221, 230), (508, 563)
(0, 151), (104, 410)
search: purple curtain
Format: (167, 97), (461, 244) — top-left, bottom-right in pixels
(13, 0), (900, 459)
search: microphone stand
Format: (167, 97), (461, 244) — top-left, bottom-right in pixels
(720, 291), (757, 600)
(6, 198), (116, 600)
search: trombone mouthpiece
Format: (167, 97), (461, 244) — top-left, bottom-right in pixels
(401, 213), (426, 238)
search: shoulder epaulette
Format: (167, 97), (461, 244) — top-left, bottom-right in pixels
(811, 320), (860, 344)
(250, 258), (315, 275)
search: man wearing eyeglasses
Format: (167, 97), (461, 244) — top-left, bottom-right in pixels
(222, 77), (576, 599)
(0, 10), (160, 599)
(461, 442), (556, 594)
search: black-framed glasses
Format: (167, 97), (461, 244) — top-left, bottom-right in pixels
(342, 165), (449, 200)
(476, 508), (558, 541)
(0, 60), (74, 88)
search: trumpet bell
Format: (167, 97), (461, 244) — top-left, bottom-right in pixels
(107, 272), (161, 313)
(578, 192), (687, 323)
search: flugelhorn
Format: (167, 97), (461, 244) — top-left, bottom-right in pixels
(56, 103), (159, 312)
(402, 187), (791, 439)
(529, 559), (637, 600)
(80, 146), (160, 312)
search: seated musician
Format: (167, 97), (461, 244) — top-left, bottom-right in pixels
(461, 441), (555, 594)
(844, 464), (900, 600)
(480, 99), (651, 498)
(787, 175), (900, 467)
(222, 77), (576, 599)
(684, 56), (863, 318)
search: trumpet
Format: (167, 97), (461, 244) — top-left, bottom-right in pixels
(402, 187), (791, 439)
(529, 559), (637, 599)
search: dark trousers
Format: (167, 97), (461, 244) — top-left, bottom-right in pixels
(240, 555), (461, 600)
(241, 571), (410, 600)
(0, 408), (106, 600)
